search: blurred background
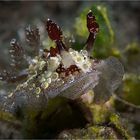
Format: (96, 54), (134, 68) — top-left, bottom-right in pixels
(0, 1), (140, 138)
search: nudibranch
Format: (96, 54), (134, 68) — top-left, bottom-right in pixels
(0, 10), (124, 113)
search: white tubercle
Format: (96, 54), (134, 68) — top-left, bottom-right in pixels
(69, 49), (92, 73)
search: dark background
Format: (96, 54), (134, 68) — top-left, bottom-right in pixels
(0, 1), (140, 45)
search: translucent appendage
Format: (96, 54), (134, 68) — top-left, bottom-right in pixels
(93, 56), (124, 104)
(46, 71), (100, 100)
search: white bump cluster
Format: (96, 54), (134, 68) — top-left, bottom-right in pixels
(47, 55), (61, 71)
(69, 49), (92, 73)
(40, 71), (58, 89)
(29, 56), (46, 73)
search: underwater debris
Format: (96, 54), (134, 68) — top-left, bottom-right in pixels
(0, 10), (124, 114)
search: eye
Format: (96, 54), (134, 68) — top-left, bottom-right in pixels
(65, 65), (80, 76)
(56, 64), (66, 75)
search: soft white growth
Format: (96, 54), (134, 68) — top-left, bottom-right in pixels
(47, 56), (60, 71)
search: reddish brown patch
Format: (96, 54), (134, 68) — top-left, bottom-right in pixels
(46, 19), (62, 41)
(45, 19), (68, 54)
(85, 10), (99, 52)
(50, 47), (59, 57)
(87, 10), (99, 34)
